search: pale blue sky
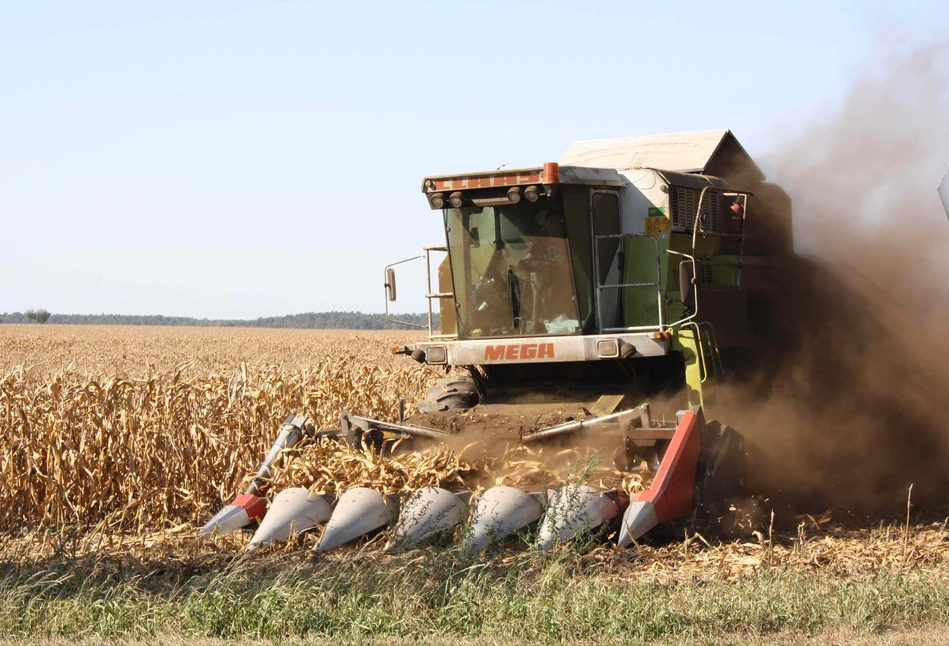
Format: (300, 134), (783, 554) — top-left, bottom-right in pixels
(2, 0), (947, 318)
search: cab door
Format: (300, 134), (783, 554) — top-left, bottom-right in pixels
(591, 190), (621, 331)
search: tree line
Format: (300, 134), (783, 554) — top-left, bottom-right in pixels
(0, 310), (439, 330)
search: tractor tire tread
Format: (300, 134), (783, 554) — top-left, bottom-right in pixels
(416, 376), (479, 414)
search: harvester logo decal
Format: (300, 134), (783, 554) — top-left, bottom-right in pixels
(431, 170), (542, 192)
(483, 343), (555, 362)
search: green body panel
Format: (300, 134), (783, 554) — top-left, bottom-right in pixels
(709, 255), (741, 285)
(672, 322), (724, 411)
(673, 327), (705, 410)
(621, 234), (666, 327)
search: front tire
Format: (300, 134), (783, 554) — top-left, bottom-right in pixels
(416, 376), (480, 414)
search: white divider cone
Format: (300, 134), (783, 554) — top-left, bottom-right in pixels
(617, 501), (658, 547)
(386, 487), (468, 551)
(247, 488), (333, 550)
(314, 488), (398, 553)
(463, 486), (544, 553)
(535, 485), (619, 551)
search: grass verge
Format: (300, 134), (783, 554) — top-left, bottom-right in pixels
(2, 545), (949, 645)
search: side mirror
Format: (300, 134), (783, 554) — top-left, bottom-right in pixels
(386, 268), (397, 302)
(678, 259), (696, 313)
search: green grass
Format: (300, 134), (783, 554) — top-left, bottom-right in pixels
(1, 547), (948, 645)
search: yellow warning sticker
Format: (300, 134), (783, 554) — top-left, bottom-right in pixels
(645, 216), (670, 235)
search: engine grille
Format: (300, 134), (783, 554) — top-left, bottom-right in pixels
(669, 186), (722, 233)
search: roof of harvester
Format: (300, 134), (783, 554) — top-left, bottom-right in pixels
(559, 129), (765, 182)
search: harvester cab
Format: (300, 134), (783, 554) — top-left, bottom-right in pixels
(203, 130), (792, 553)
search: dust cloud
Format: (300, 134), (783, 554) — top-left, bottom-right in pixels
(721, 40), (949, 516)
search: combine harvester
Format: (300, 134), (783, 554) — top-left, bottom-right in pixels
(202, 130), (793, 553)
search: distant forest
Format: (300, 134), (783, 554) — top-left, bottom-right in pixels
(0, 311), (440, 330)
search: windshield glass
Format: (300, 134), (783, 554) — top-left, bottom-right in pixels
(445, 200), (581, 338)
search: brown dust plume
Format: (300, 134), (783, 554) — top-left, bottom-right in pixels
(723, 41), (949, 515)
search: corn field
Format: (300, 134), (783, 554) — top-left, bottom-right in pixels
(0, 326), (444, 533)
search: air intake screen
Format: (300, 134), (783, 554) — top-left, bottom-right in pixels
(669, 186), (722, 234)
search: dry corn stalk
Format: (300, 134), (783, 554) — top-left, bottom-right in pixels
(0, 354), (437, 534)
